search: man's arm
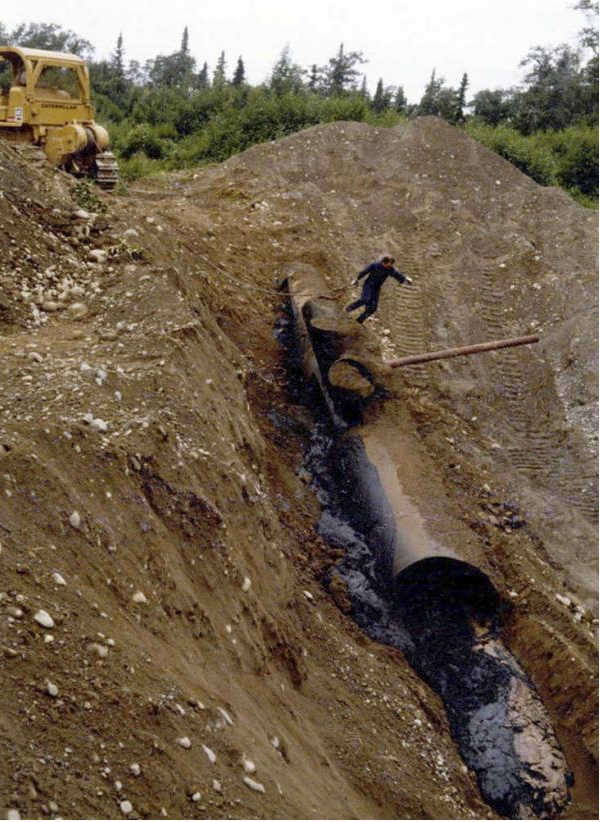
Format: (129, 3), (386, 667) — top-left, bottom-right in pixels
(353, 263), (373, 285)
(392, 268), (412, 285)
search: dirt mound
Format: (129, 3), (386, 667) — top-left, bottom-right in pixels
(0, 117), (597, 819)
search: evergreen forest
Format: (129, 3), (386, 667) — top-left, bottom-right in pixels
(0, 3), (598, 206)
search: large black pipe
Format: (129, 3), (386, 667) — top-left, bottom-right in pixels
(283, 263), (492, 591)
(282, 262), (571, 819)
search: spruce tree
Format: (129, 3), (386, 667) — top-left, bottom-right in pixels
(325, 43), (366, 95)
(178, 26), (195, 91)
(454, 72), (469, 123)
(307, 64), (320, 93)
(418, 69), (443, 115)
(270, 46), (305, 95)
(180, 26), (189, 57)
(373, 78), (386, 112)
(232, 56), (246, 86)
(394, 85), (407, 112)
(126, 59), (145, 85)
(213, 51), (227, 88)
(108, 33), (127, 101)
(111, 33), (125, 79)
(196, 61), (209, 89)
(372, 78), (394, 112)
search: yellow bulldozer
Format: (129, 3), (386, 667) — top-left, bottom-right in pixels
(0, 45), (118, 188)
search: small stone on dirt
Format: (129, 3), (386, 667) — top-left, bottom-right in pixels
(87, 642), (109, 658)
(243, 776), (265, 793)
(242, 755), (256, 773)
(202, 744), (216, 763)
(34, 609), (55, 628)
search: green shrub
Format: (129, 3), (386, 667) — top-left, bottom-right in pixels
(72, 179), (107, 212)
(236, 99), (280, 147)
(200, 114), (245, 162)
(273, 91), (321, 135)
(174, 93), (215, 136)
(366, 109), (405, 128)
(92, 92), (125, 124)
(118, 152), (167, 180)
(320, 94), (370, 123)
(118, 124), (171, 160)
(130, 86), (187, 126)
(554, 126), (598, 196)
(152, 122), (178, 141)
(564, 188), (598, 208)
(106, 118), (132, 147)
(167, 131), (210, 166)
(467, 122), (598, 205)
(466, 123), (556, 186)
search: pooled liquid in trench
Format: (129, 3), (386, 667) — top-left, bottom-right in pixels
(304, 423), (571, 820)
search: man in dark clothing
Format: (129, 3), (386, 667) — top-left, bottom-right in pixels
(345, 255), (412, 323)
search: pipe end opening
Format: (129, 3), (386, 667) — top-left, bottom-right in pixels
(394, 557), (501, 625)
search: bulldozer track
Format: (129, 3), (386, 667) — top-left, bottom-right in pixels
(475, 259), (598, 521)
(95, 152), (119, 190)
(380, 244), (431, 388)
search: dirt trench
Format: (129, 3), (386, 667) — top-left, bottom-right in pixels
(0, 118), (597, 820)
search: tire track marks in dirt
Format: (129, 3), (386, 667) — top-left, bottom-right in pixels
(475, 258), (597, 521)
(379, 244), (431, 388)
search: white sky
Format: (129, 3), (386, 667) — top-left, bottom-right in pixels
(2, 1), (588, 101)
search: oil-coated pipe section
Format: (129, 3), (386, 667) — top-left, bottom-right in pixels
(281, 262), (347, 427)
(283, 262), (472, 577)
(282, 263), (389, 405)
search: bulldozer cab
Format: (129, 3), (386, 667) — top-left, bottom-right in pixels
(0, 46), (93, 127)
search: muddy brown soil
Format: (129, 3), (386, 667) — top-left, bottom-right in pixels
(0, 117), (597, 820)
